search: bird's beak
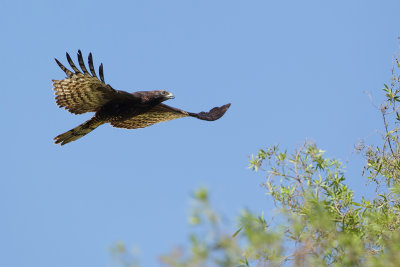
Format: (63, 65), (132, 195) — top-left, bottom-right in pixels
(167, 93), (175, 99)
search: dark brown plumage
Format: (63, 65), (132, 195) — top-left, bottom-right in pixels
(53, 50), (231, 145)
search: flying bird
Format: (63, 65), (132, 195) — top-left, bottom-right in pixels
(52, 50), (231, 145)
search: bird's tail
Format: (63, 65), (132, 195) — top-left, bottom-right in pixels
(54, 117), (104, 145)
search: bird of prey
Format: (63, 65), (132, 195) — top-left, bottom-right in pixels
(52, 50), (231, 145)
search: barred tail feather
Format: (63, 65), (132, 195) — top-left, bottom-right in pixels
(54, 117), (104, 145)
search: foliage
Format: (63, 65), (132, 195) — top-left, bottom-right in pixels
(159, 187), (242, 267)
(115, 47), (400, 266)
(110, 242), (140, 267)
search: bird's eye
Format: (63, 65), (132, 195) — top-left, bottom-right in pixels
(163, 91), (169, 95)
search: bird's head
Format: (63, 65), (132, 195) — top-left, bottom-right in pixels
(156, 90), (175, 101)
(133, 90), (175, 105)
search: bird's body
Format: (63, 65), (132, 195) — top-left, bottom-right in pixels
(53, 50), (231, 145)
(94, 91), (165, 122)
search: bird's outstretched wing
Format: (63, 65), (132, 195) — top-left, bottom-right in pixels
(52, 50), (118, 114)
(111, 103), (231, 129)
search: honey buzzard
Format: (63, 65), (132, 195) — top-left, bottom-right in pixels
(53, 51), (231, 145)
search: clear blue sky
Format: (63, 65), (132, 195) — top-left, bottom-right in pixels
(2, 0), (400, 266)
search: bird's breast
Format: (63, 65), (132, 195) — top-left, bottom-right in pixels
(95, 99), (155, 122)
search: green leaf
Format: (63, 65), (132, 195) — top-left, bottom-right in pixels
(232, 227), (243, 238)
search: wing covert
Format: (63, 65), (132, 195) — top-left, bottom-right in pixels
(111, 104), (189, 129)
